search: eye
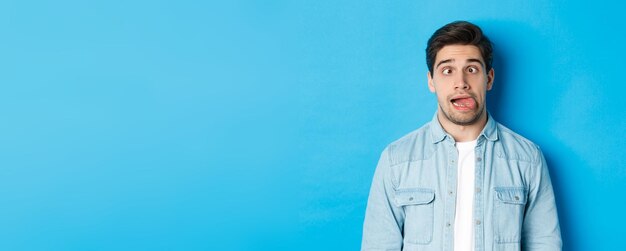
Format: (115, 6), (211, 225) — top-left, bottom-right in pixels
(442, 68), (452, 75)
(467, 66), (479, 74)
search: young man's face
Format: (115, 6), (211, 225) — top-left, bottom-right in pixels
(427, 44), (494, 126)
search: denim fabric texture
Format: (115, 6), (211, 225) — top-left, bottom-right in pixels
(362, 112), (562, 251)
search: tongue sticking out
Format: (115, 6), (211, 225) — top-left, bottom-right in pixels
(452, 98), (476, 110)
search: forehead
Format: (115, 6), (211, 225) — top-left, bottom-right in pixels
(435, 45), (484, 66)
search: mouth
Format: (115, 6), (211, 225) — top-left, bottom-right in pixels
(450, 95), (476, 110)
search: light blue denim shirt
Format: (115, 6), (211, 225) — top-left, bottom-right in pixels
(362, 112), (561, 251)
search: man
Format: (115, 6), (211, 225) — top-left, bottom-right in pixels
(361, 21), (561, 251)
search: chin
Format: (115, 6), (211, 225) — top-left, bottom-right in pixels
(445, 109), (484, 126)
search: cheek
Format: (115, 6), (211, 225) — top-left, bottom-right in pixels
(436, 93), (450, 104)
(470, 80), (489, 91)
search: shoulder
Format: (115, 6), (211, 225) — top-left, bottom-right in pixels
(383, 123), (435, 166)
(495, 123), (543, 164)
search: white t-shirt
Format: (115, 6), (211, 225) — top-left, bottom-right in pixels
(454, 140), (477, 251)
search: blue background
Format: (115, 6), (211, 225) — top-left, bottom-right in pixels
(0, 0), (624, 250)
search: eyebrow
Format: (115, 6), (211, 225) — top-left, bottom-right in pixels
(435, 58), (485, 69)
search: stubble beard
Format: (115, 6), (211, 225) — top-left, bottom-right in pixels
(439, 102), (485, 126)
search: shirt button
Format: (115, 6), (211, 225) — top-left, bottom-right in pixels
(446, 222), (451, 227)
(476, 157), (482, 162)
(514, 196), (520, 201)
(448, 191), (454, 196)
(409, 197), (414, 201)
(475, 187), (481, 193)
(476, 220), (481, 225)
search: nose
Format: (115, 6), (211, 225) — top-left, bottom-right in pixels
(453, 74), (469, 90)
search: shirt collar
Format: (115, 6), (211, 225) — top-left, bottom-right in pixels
(429, 112), (448, 144)
(480, 112), (499, 142)
(429, 111), (499, 144)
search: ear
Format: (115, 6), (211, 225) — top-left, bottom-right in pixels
(427, 71), (436, 93)
(486, 68), (495, 91)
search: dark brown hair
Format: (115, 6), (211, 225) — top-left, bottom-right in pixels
(426, 21), (493, 74)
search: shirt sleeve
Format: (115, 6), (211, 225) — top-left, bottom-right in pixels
(361, 147), (405, 251)
(521, 148), (562, 250)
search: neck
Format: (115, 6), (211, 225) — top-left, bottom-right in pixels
(437, 110), (488, 142)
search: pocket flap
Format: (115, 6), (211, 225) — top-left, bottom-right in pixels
(395, 188), (435, 206)
(495, 187), (527, 204)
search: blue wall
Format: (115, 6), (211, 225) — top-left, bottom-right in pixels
(0, 0), (623, 250)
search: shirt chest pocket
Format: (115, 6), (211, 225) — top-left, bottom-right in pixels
(493, 187), (528, 243)
(394, 189), (435, 245)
